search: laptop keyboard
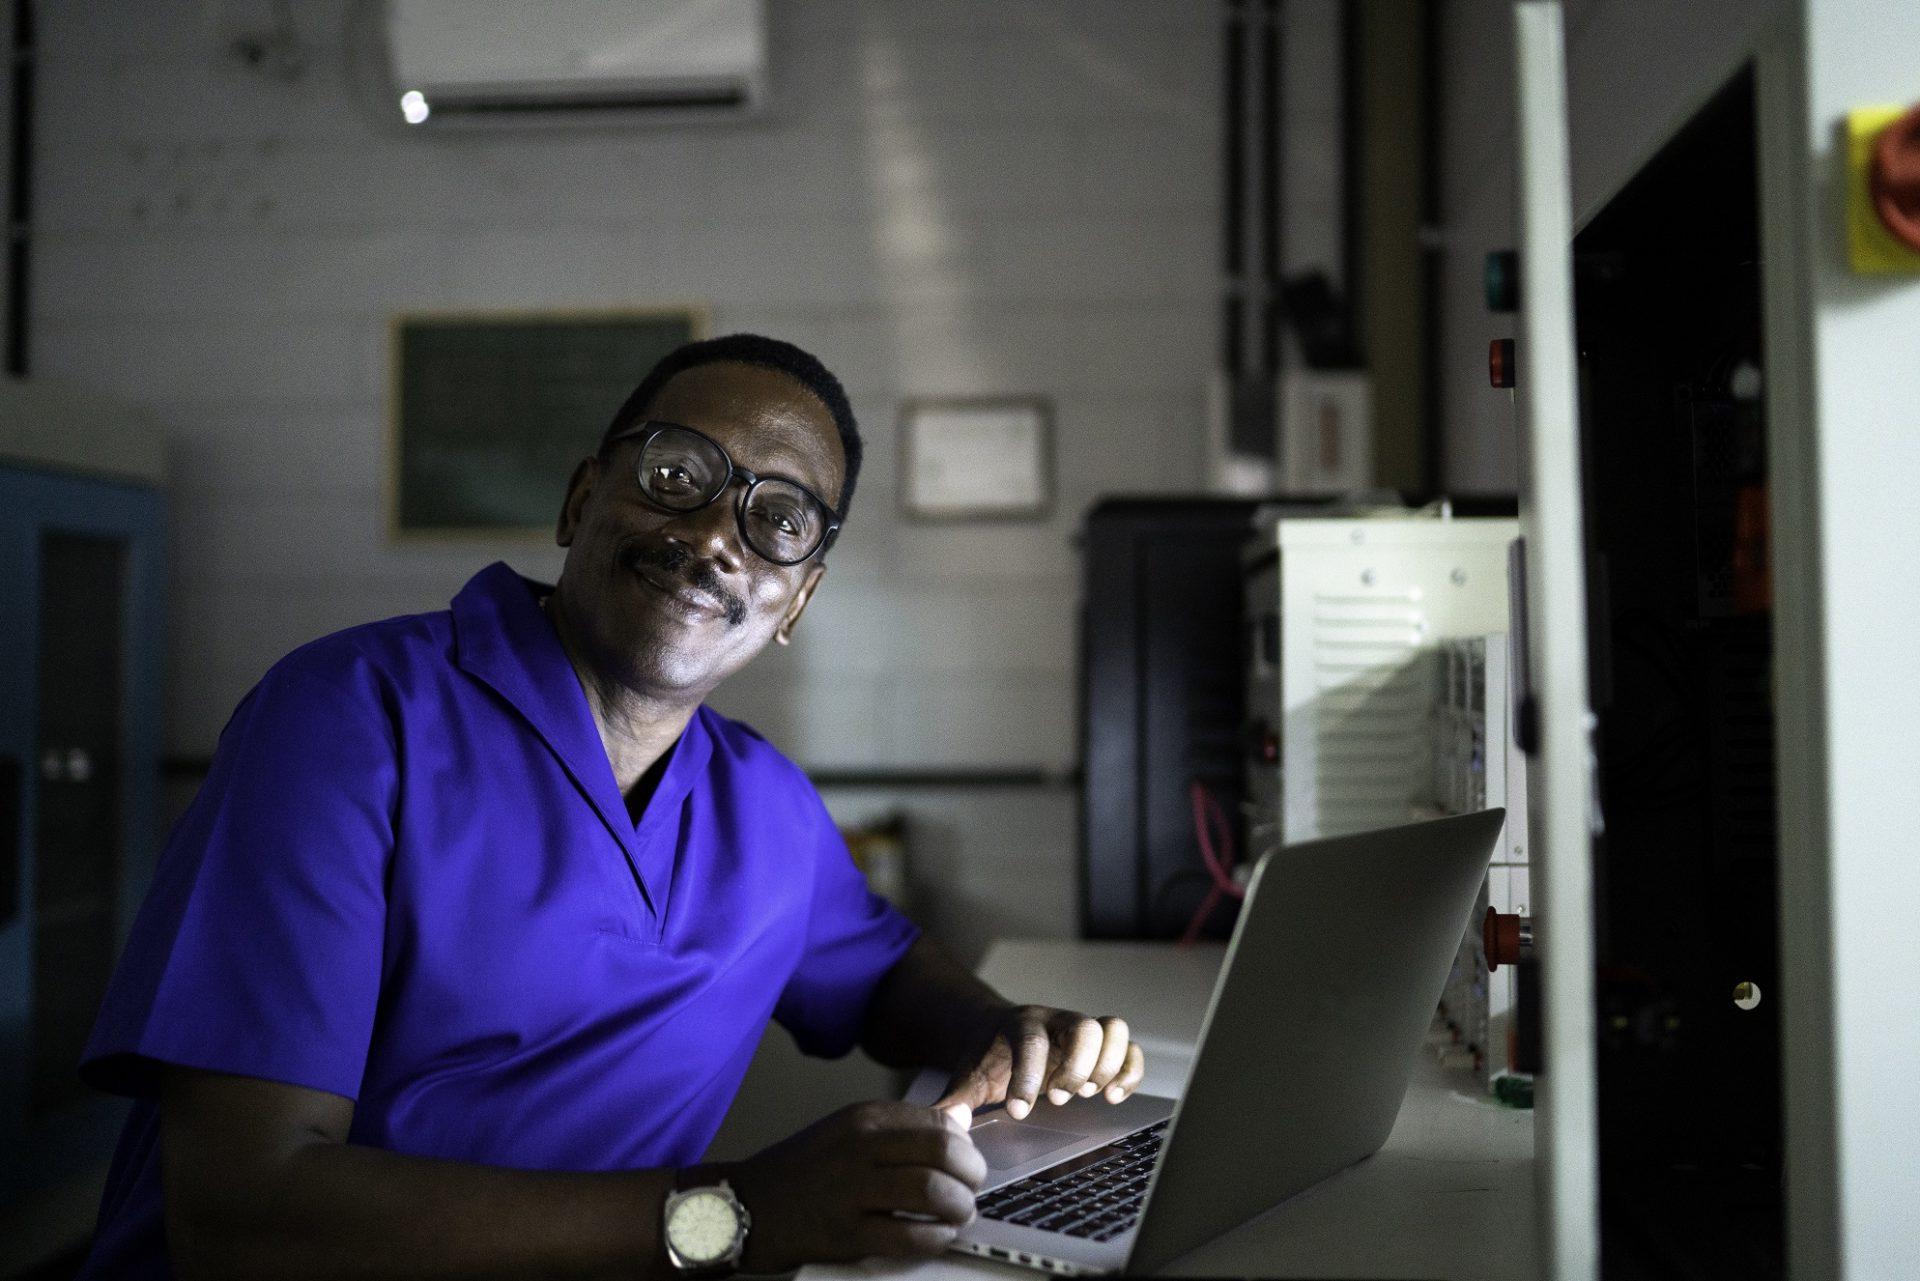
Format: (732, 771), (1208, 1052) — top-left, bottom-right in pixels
(974, 1120), (1168, 1243)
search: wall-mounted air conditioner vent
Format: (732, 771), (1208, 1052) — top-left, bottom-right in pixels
(386, 0), (767, 127)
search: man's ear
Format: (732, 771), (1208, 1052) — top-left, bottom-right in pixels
(556, 457), (599, 547)
(774, 565), (826, 646)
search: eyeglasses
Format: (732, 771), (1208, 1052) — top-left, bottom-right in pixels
(604, 420), (843, 566)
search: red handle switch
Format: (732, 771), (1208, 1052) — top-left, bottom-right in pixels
(1484, 908), (1534, 972)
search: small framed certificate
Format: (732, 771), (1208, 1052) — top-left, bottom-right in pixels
(898, 397), (1054, 521)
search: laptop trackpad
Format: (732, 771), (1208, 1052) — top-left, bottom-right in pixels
(969, 1117), (1084, 1171)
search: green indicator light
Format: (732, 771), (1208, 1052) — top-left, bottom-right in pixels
(1485, 250), (1519, 313)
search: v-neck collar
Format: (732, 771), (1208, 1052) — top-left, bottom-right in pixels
(449, 562), (713, 918)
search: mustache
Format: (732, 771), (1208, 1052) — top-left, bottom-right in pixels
(624, 542), (748, 627)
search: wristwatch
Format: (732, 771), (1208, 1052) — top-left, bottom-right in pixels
(663, 1170), (751, 1277)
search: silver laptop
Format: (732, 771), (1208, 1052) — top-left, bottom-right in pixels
(911, 809), (1505, 1276)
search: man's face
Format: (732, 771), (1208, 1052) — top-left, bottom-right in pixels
(553, 361), (844, 703)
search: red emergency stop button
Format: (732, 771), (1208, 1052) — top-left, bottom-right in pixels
(1872, 102), (1920, 252)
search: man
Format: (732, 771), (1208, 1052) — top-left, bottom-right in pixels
(77, 334), (1144, 1278)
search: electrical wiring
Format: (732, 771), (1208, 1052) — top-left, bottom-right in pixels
(1178, 780), (1245, 949)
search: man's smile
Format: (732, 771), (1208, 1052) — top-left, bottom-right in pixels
(620, 541), (750, 627)
(631, 560), (729, 621)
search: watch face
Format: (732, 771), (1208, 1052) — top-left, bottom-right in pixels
(668, 1189), (740, 1264)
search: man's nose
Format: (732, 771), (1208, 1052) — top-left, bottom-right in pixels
(670, 485), (747, 570)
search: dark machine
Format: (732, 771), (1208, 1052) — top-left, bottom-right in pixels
(1077, 498), (1262, 940)
(1573, 68), (1784, 1280)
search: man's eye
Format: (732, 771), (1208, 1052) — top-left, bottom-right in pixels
(652, 465), (697, 491)
(750, 507), (800, 536)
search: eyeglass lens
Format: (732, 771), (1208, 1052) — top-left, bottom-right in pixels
(638, 427), (828, 564)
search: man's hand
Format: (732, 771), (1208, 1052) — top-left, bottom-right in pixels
(935, 1005), (1146, 1120)
(721, 1101), (987, 1272)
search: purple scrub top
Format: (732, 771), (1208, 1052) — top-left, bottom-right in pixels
(75, 562), (920, 1278)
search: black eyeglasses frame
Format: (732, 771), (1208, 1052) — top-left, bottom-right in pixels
(603, 419), (844, 567)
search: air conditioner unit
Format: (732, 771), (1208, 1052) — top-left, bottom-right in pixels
(386, 0), (767, 126)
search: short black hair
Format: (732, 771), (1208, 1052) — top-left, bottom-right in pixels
(600, 333), (862, 517)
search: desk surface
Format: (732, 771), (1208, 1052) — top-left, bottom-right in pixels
(804, 940), (1536, 1281)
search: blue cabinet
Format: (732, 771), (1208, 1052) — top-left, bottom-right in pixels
(0, 464), (165, 1207)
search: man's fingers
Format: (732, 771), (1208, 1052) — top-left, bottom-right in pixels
(1044, 1017), (1105, 1104)
(859, 1215), (961, 1258)
(1005, 1023), (1054, 1119)
(867, 1123), (987, 1189)
(1085, 1017), (1131, 1095)
(1104, 1043), (1146, 1102)
(866, 1167), (978, 1225)
(934, 1069), (991, 1112)
(848, 1098), (952, 1129)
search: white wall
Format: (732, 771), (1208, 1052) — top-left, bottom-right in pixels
(34, 0), (1221, 961)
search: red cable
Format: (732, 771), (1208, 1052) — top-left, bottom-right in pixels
(1179, 781), (1245, 948)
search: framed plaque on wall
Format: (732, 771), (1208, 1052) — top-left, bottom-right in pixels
(898, 396), (1053, 521)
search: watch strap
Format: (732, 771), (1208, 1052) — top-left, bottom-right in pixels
(674, 1164), (724, 1192)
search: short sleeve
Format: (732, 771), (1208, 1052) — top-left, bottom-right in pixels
(80, 657), (397, 1101)
(772, 792), (921, 1059)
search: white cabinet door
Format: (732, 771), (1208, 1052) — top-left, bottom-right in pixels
(1756, 5), (1920, 1275)
(1509, 5), (1599, 1279)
